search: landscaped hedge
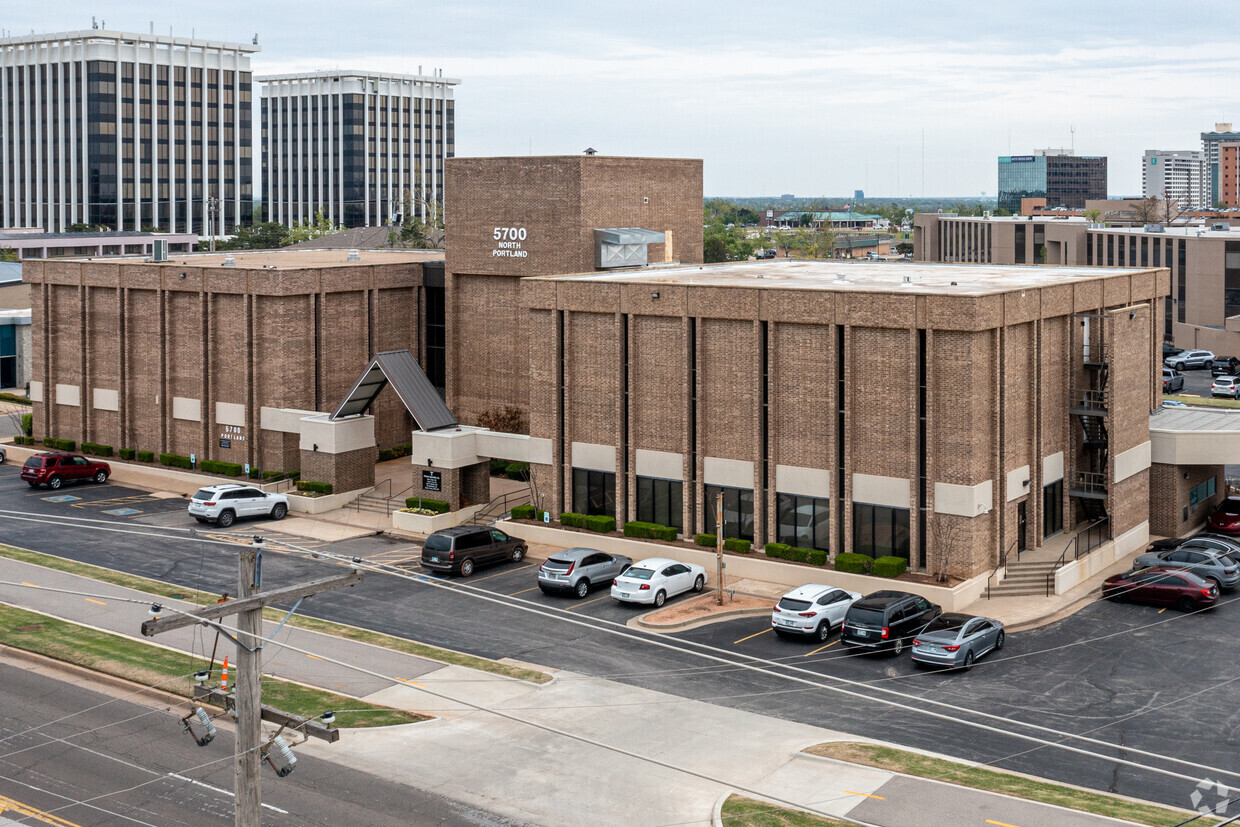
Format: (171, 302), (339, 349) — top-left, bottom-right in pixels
(11, 436), (32, 445)
(137, 451), (155, 463)
(807, 549), (828, 566)
(119, 448), (136, 460)
(694, 533), (717, 547)
(262, 470), (299, 481)
(489, 458), (508, 475)
(0, 392), (31, 405)
(43, 438), (76, 451)
(766, 542), (828, 565)
(160, 452), (192, 469)
(200, 459), (243, 477)
(559, 512), (586, 528)
(510, 504), (536, 520)
(81, 442), (113, 457)
(20, 413), (31, 436)
(505, 461), (530, 480)
(873, 556), (908, 578)
(585, 514), (616, 533)
(406, 497), (449, 514)
(296, 481), (333, 495)
(248, 467), (263, 479)
(623, 521), (678, 541)
(724, 538), (751, 554)
(834, 552), (871, 574)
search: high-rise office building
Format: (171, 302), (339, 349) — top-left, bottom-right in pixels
(997, 150), (1107, 214)
(1201, 123), (1240, 207)
(0, 29), (257, 235)
(259, 70), (458, 229)
(1142, 150), (1207, 211)
(1220, 143), (1240, 208)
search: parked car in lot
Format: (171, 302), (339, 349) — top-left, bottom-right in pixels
(188, 484), (289, 527)
(419, 526), (526, 577)
(0, 444), (6, 463)
(1132, 545), (1239, 591)
(1212, 356), (1240, 376)
(1208, 497), (1240, 536)
(1162, 399), (1189, 408)
(1162, 368), (1185, 393)
(754, 249), (777, 260)
(911, 613), (1005, 670)
(771, 585), (862, 642)
(1146, 534), (1240, 555)
(21, 452), (110, 489)
(1165, 349), (1215, 370)
(1212, 376), (1240, 398)
(1163, 343), (1183, 359)
(1102, 566), (1218, 611)
(840, 590), (942, 655)
(610, 558), (706, 607)
(538, 548), (632, 598)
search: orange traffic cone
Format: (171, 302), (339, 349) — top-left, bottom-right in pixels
(221, 656), (229, 691)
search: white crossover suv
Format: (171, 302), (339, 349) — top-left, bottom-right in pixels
(188, 484), (289, 527)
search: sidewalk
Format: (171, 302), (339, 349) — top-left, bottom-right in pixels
(0, 553), (1161, 826)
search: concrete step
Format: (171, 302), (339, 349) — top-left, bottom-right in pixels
(987, 585), (1051, 597)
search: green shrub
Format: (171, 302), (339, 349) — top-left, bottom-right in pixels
(81, 442), (113, 457)
(20, 413), (31, 436)
(248, 467), (263, 479)
(510, 504), (536, 520)
(0, 392), (31, 405)
(377, 448), (394, 462)
(873, 556), (908, 578)
(41, 437), (76, 451)
(288, 471), (301, 481)
(489, 458), (508, 475)
(389, 443), (412, 458)
(623, 521), (677, 541)
(584, 514), (616, 533)
(159, 452), (192, 469)
(694, 533), (717, 547)
(834, 552), (872, 574)
(296, 481), (333, 495)
(405, 497), (450, 514)
(765, 542), (791, 558)
(807, 549), (828, 566)
(724, 538), (751, 554)
(119, 448), (136, 460)
(137, 451), (155, 463)
(200, 459), (244, 476)
(505, 461), (530, 480)
(559, 512), (585, 528)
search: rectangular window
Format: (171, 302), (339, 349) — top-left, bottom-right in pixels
(637, 477), (683, 531)
(776, 493), (829, 552)
(1014, 224), (1026, 264)
(1043, 480), (1063, 537)
(1189, 477), (1217, 508)
(852, 504), (910, 561)
(703, 485), (754, 542)
(572, 468), (615, 518)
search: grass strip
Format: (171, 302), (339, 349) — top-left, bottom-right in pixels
(0, 544), (551, 684)
(0, 602), (420, 728)
(804, 742), (1215, 827)
(1164, 394), (1240, 409)
(719, 795), (851, 826)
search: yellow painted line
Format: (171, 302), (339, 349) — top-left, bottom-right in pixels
(398, 677), (426, 688)
(565, 592), (615, 609)
(85, 598), (107, 606)
(508, 586), (541, 596)
(305, 654), (323, 661)
(842, 790), (884, 800)
(0, 793), (83, 826)
(734, 627), (772, 644)
(805, 640), (839, 657)
(464, 565), (533, 584)
(20, 581), (39, 588)
(985, 820), (1022, 827)
(1158, 608), (1166, 614)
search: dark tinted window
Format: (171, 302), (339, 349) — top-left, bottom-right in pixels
(847, 607), (886, 626)
(457, 531), (490, 550)
(424, 535), (451, 551)
(778, 598), (812, 612)
(23, 457), (45, 468)
(192, 488), (215, 500)
(1219, 500), (1240, 515)
(543, 558), (573, 571)
(921, 615), (966, 635)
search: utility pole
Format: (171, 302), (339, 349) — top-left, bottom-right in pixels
(715, 492), (724, 607)
(141, 538), (363, 827)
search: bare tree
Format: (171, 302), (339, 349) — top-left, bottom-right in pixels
(929, 515), (965, 584)
(1130, 196), (1163, 225)
(1161, 188), (1183, 224)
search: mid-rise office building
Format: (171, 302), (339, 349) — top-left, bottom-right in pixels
(1201, 123), (1240, 206)
(1221, 143), (1240, 208)
(0, 29), (257, 235)
(260, 70), (458, 229)
(1142, 150), (1208, 211)
(997, 150), (1107, 214)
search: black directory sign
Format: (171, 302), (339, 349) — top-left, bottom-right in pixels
(422, 470), (442, 492)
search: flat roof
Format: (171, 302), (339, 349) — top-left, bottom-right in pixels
(533, 259), (1147, 297)
(1150, 405), (1240, 433)
(259, 70), (460, 85)
(59, 249), (443, 270)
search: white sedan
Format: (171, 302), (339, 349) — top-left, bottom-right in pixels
(611, 557), (707, 607)
(771, 585), (862, 642)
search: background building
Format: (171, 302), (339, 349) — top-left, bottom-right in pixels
(1142, 150), (1208, 210)
(1201, 123), (1240, 206)
(997, 150), (1107, 213)
(0, 29), (257, 235)
(260, 70), (458, 229)
(1221, 143), (1240, 208)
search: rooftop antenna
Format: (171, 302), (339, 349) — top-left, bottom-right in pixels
(1070, 125), (1076, 154)
(91, 16), (97, 29)
(150, 21), (154, 34)
(252, 33), (258, 44)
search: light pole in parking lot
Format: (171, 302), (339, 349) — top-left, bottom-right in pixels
(715, 493), (725, 606)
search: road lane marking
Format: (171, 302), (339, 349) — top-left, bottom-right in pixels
(20, 581), (39, 588)
(464, 564), (533, 584)
(508, 586), (541, 596)
(85, 598), (106, 606)
(734, 627), (771, 644)
(985, 821), (1022, 827)
(842, 790), (884, 800)
(805, 640), (839, 656)
(166, 774), (288, 813)
(1158, 608), (1166, 614)
(398, 677), (427, 687)
(565, 592), (615, 609)
(305, 654), (323, 661)
(0, 792), (84, 825)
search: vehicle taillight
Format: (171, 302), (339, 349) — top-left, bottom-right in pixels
(798, 611), (817, 617)
(1203, 589), (1215, 597)
(942, 645), (961, 652)
(448, 551), (455, 561)
(639, 584), (650, 590)
(1226, 569), (1237, 575)
(912, 639), (922, 647)
(204, 501), (216, 506)
(564, 562), (575, 575)
(612, 579), (617, 586)
(880, 626), (889, 639)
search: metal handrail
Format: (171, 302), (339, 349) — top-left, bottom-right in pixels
(354, 477), (393, 512)
(1046, 517), (1110, 596)
(1069, 387), (1109, 410)
(470, 486), (533, 526)
(1069, 470), (1108, 495)
(986, 539), (1020, 600)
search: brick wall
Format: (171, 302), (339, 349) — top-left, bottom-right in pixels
(300, 446), (378, 494)
(1149, 463), (1225, 536)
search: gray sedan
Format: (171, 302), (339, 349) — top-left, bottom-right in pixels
(1133, 546), (1240, 591)
(538, 548), (632, 598)
(911, 613), (1005, 670)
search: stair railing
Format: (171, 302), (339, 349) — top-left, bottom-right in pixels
(1046, 516), (1110, 596)
(986, 540), (1019, 600)
(353, 477), (392, 512)
(470, 486), (533, 526)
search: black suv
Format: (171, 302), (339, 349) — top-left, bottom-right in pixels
(419, 526), (526, 577)
(840, 590), (942, 655)
(1212, 356), (1240, 377)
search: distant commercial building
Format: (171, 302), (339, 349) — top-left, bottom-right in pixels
(259, 70), (459, 229)
(0, 29), (257, 235)
(761, 211), (882, 230)
(0, 228), (194, 259)
(1142, 150), (1208, 211)
(1201, 123), (1240, 205)
(854, 190), (864, 201)
(1221, 143), (1240, 208)
(997, 150), (1107, 213)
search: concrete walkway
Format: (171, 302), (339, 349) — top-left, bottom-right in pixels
(0, 554), (1164, 826)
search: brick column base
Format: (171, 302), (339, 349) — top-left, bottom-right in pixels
(300, 446), (378, 493)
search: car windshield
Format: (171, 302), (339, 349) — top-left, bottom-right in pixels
(543, 558), (573, 571)
(424, 535), (452, 552)
(22, 457), (45, 468)
(1219, 500), (1240, 515)
(622, 567), (654, 580)
(920, 616), (967, 635)
(192, 489), (216, 501)
(777, 598), (812, 612)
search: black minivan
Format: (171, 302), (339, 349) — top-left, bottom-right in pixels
(840, 590), (942, 655)
(419, 526), (526, 577)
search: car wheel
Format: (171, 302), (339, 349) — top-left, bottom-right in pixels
(574, 579), (590, 599)
(539, 585), (553, 595)
(194, 517), (208, 524)
(962, 650), (975, 670)
(93, 470), (108, 484)
(27, 481), (38, 488)
(460, 558), (475, 577)
(815, 621), (831, 642)
(774, 629), (792, 640)
(1178, 595), (1197, 612)
(891, 638), (904, 656)
(216, 510), (235, 528)
(47, 475), (63, 490)
(511, 545), (526, 563)
(654, 589), (666, 608)
(270, 503), (288, 520)
(994, 631), (1005, 651)
(692, 575), (705, 593)
(1175, 361), (1185, 371)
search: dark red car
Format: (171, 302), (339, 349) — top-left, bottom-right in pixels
(1207, 496), (1240, 535)
(21, 453), (111, 490)
(1102, 566), (1218, 612)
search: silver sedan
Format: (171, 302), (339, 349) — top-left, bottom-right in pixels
(910, 613), (1005, 670)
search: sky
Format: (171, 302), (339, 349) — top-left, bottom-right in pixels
(9, 1), (1240, 198)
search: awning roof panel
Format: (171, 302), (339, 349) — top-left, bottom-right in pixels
(331, 350), (457, 431)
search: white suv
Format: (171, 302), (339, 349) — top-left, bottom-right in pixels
(188, 484), (289, 527)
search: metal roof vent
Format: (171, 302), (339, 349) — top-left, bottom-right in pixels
(222, 254), (236, 267)
(902, 276), (911, 284)
(346, 249), (362, 262)
(1144, 224), (1164, 233)
(594, 228), (665, 269)
(1210, 222), (1230, 232)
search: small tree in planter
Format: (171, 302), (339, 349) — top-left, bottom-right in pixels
(930, 515), (965, 584)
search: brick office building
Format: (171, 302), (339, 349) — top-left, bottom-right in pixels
(522, 261), (1164, 580)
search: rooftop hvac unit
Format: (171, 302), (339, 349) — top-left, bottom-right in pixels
(1210, 222), (1230, 232)
(1143, 223), (1164, 233)
(152, 238), (169, 262)
(983, 211), (992, 219)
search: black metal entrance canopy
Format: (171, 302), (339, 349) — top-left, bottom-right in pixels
(331, 350), (457, 431)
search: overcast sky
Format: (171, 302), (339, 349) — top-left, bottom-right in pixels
(12, 2), (1240, 197)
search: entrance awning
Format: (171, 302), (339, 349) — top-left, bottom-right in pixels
(331, 350), (457, 431)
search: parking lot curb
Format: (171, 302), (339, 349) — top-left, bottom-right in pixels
(1004, 589), (1102, 633)
(631, 605), (771, 633)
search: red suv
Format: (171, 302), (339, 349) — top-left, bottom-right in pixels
(1207, 496), (1240, 535)
(21, 453), (111, 490)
